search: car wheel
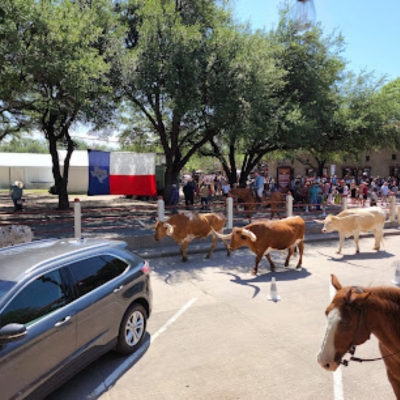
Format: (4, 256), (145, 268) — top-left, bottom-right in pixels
(116, 303), (147, 355)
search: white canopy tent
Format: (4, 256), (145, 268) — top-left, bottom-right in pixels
(0, 151), (89, 193)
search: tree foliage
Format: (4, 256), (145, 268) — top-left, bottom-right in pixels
(0, 0), (123, 208)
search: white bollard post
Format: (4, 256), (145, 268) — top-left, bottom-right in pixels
(389, 194), (396, 222)
(342, 196), (348, 210)
(157, 196), (165, 221)
(286, 192), (293, 217)
(74, 198), (81, 239)
(226, 195), (233, 229)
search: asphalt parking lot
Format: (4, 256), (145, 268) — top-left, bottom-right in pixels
(48, 234), (400, 400)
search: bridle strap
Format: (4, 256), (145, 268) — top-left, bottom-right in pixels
(350, 350), (400, 363)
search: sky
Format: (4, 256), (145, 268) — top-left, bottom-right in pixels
(232, 0), (400, 81)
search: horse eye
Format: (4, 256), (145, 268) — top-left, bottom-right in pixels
(241, 235), (247, 240)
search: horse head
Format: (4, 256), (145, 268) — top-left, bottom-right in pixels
(317, 274), (371, 371)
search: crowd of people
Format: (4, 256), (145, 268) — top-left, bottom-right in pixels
(177, 172), (400, 210)
(289, 174), (399, 208)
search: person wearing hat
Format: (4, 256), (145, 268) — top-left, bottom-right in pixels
(10, 181), (24, 212)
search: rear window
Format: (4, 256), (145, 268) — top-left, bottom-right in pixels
(68, 256), (124, 298)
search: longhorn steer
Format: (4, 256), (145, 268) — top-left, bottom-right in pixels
(154, 212), (230, 262)
(315, 207), (385, 254)
(0, 225), (33, 248)
(214, 216), (305, 275)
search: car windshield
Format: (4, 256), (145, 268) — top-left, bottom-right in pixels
(0, 280), (17, 301)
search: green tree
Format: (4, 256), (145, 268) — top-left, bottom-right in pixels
(0, 0), (123, 209)
(200, 28), (292, 186)
(0, 137), (48, 153)
(119, 0), (241, 203)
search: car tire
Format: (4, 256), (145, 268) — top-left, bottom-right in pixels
(116, 303), (147, 355)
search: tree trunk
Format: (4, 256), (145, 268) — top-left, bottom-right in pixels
(317, 159), (326, 177)
(47, 129), (70, 210)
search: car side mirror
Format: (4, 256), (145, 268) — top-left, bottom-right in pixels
(0, 323), (27, 343)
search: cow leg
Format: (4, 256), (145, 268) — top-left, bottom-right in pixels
(180, 242), (190, 262)
(252, 254), (264, 275)
(285, 247), (294, 267)
(265, 254), (276, 271)
(206, 236), (218, 259)
(296, 241), (304, 269)
(372, 229), (381, 250)
(353, 233), (360, 254)
(222, 239), (231, 257)
(336, 235), (345, 254)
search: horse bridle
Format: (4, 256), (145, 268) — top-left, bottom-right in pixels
(340, 286), (400, 367)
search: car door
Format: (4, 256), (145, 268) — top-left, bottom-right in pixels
(0, 268), (77, 400)
(66, 255), (127, 357)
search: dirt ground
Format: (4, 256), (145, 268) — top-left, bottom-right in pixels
(0, 191), (157, 213)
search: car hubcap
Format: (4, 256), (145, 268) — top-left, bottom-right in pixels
(125, 311), (144, 346)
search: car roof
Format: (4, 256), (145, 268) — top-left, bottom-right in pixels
(0, 238), (128, 282)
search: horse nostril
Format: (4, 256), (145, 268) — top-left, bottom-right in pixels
(324, 362), (330, 369)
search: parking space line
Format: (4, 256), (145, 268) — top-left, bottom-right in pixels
(151, 297), (198, 343)
(330, 281), (345, 400)
(90, 298), (198, 398)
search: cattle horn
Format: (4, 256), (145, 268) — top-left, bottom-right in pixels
(164, 222), (174, 236)
(241, 228), (257, 242)
(313, 219), (325, 224)
(211, 227), (232, 240)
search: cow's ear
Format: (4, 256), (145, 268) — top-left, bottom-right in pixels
(331, 274), (342, 291)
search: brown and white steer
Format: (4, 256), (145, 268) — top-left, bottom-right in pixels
(315, 207), (385, 254)
(0, 225), (33, 248)
(214, 216), (305, 275)
(154, 212), (230, 262)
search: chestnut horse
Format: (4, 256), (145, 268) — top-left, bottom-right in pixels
(229, 187), (284, 221)
(318, 274), (400, 398)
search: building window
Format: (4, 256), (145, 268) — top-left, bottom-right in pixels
(392, 154), (397, 161)
(366, 155), (370, 162)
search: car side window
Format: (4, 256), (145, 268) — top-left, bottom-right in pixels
(1, 270), (67, 328)
(68, 256), (121, 298)
(101, 255), (129, 275)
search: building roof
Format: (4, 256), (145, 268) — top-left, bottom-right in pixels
(0, 150), (89, 168)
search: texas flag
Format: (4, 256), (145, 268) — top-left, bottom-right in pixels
(88, 150), (157, 196)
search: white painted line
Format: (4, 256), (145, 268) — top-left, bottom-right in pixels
(330, 281), (345, 400)
(90, 298), (198, 398)
(151, 297), (198, 342)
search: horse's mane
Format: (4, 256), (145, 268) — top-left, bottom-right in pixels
(367, 286), (400, 331)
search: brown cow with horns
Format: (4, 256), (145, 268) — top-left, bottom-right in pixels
(214, 216), (305, 275)
(154, 212), (231, 262)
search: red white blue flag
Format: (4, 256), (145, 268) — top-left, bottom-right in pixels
(88, 150), (157, 196)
